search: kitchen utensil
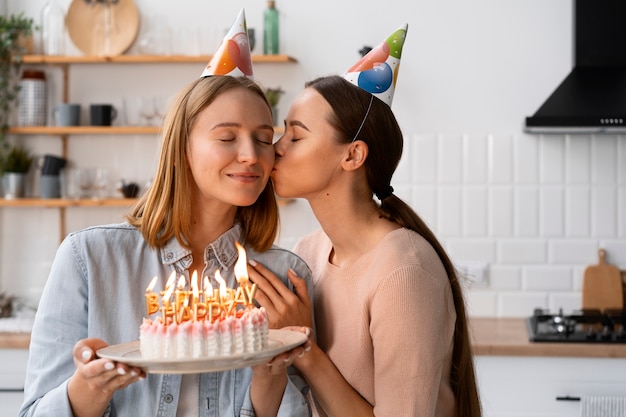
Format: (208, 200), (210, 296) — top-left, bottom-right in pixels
(582, 249), (623, 311)
(66, 0), (139, 56)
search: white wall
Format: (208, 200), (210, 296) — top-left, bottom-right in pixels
(2, 0), (625, 317)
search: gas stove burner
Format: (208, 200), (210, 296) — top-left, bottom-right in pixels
(527, 307), (626, 343)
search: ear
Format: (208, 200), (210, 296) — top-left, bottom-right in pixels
(342, 139), (368, 171)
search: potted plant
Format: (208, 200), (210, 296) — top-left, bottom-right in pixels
(0, 13), (35, 155)
(265, 87), (285, 126)
(1, 144), (33, 199)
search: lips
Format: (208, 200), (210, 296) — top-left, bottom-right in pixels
(227, 172), (261, 183)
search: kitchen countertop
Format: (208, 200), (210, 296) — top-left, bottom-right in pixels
(3, 318), (626, 358)
(0, 332), (30, 349)
(469, 318), (626, 358)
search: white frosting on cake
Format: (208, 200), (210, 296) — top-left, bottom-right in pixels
(140, 307), (269, 359)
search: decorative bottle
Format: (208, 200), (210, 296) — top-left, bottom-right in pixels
(41, 0), (66, 55)
(263, 0), (279, 55)
(18, 70), (47, 126)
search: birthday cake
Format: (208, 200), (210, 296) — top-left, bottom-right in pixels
(140, 242), (269, 360)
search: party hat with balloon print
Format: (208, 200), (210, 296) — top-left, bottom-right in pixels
(343, 23), (408, 107)
(201, 9), (254, 78)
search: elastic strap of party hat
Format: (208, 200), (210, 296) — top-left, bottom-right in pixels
(351, 95), (374, 142)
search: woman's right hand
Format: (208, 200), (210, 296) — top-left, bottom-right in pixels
(67, 338), (145, 417)
(247, 260), (313, 329)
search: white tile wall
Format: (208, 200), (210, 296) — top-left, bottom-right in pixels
(392, 133), (625, 318)
(2, 133), (625, 318)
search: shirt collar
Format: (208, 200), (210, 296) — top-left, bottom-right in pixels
(159, 223), (243, 270)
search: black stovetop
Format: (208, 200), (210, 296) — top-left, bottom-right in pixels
(527, 308), (626, 343)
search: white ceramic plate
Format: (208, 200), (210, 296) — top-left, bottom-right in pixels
(96, 329), (307, 374)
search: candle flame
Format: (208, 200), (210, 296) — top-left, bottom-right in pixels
(204, 276), (213, 293)
(177, 275), (186, 289)
(165, 270), (176, 289)
(192, 271), (199, 298)
(163, 282), (175, 302)
(215, 269), (227, 298)
(146, 276), (158, 293)
(234, 241), (249, 285)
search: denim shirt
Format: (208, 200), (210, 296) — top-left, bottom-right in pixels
(19, 222), (313, 417)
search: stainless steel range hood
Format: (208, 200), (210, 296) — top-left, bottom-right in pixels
(525, 0), (626, 134)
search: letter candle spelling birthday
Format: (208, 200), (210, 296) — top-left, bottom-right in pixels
(143, 241), (258, 326)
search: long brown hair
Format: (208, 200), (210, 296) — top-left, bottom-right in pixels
(127, 76), (279, 252)
(307, 75), (482, 417)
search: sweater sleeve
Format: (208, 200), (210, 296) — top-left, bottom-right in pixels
(369, 265), (456, 417)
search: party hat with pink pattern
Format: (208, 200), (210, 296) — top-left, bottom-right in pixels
(343, 24), (408, 107)
(201, 9), (254, 78)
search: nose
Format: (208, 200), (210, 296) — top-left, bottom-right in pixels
(237, 137), (259, 164)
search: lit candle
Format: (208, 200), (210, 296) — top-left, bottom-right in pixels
(145, 276), (159, 317)
(234, 241), (249, 287)
(215, 269), (227, 305)
(234, 241), (257, 306)
(161, 280), (175, 324)
(203, 276), (213, 303)
(174, 275), (188, 314)
(192, 271), (207, 321)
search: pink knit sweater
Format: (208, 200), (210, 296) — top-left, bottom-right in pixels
(294, 228), (457, 417)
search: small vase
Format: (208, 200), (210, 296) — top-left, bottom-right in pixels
(2, 172), (27, 199)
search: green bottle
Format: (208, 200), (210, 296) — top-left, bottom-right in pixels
(263, 0), (279, 55)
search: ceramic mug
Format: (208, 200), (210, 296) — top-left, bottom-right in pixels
(89, 104), (117, 126)
(53, 103), (81, 126)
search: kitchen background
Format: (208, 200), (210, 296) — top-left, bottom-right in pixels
(1, 0), (625, 318)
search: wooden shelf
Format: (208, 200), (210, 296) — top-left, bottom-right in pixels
(8, 126), (160, 135)
(21, 54), (297, 64)
(0, 198), (138, 208)
(8, 126), (284, 135)
(0, 197), (297, 208)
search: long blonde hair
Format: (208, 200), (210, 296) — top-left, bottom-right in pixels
(127, 76), (279, 252)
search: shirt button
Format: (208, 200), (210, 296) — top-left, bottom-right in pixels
(164, 394), (174, 403)
(166, 253), (173, 260)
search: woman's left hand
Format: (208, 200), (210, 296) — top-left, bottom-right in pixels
(247, 260), (313, 329)
(253, 326), (312, 376)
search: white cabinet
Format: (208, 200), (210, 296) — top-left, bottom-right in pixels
(0, 349), (28, 417)
(475, 356), (626, 417)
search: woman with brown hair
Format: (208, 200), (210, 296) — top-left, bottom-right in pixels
(248, 24), (482, 417)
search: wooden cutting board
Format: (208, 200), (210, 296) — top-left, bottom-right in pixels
(582, 249), (624, 312)
(66, 0), (139, 57)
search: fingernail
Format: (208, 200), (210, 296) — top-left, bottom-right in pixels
(248, 259), (257, 267)
(130, 370), (138, 377)
(81, 349), (92, 362)
(117, 367), (126, 375)
(298, 351), (305, 358)
(304, 327), (311, 337)
(283, 358), (291, 363)
(304, 344), (311, 352)
(288, 268), (297, 276)
(266, 362), (272, 367)
(104, 362), (115, 371)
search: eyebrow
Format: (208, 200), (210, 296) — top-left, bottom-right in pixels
(287, 120), (310, 132)
(211, 122), (275, 132)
